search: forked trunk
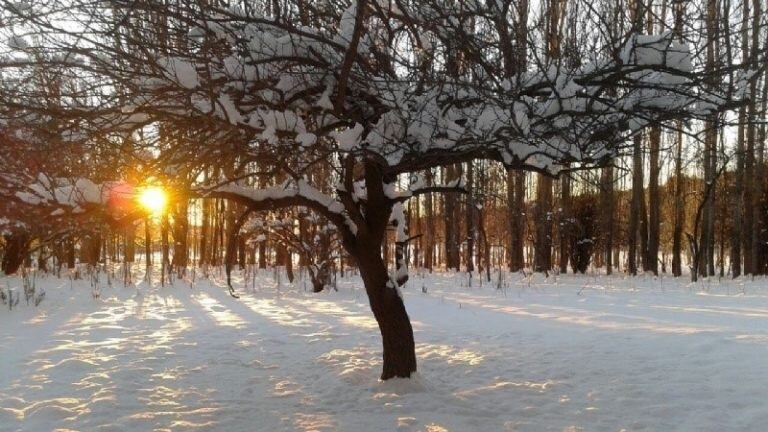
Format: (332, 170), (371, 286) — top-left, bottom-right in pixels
(357, 248), (416, 380)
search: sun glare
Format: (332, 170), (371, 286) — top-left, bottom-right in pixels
(138, 186), (168, 215)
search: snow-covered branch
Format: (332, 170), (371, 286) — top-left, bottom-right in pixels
(205, 180), (358, 239)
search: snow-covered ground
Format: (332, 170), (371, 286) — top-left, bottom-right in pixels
(1, 269), (768, 431)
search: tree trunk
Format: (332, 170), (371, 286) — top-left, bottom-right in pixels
(259, 241), (267, 269)
(424, 170), (434, 271)
(357, 246), (417, 380)
(698, 126), (712, 278)
(672, 127), (685, 277)
(748, 0), (762, 274)
(756, 40), (768, 274)
(66, 237), (75, 269)
(534, 174), (553, 272)
(465, 162), (475, 273)
(83, 233), (102, 267)
(145, 219), (152, 279)
(628, 133), (645, 275)
(444, 164), (461, 270)
(1, 232), (29, 275)
(238, 236), (246, 270)
(125, 224), (136, 263)
(732, 109), (745, 277)
(172, 201), (189, 270)
(508, 169), (525, 271)
(284, 246), (294, 283)
(200, 198), (210, 266)
(600, 165), (614, 275)
(647, 126), (661, 275)
(559, 172), (571, 273)
(161, 215), (169, 285)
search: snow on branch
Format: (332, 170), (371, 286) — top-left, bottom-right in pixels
(1, 1), (748, 179)
(208, 180), (358, 236)
(115, 21), (738, 176)
(383, 175), (467, 202)
(14, 175), (122, 215)
(389, 202), (409, 290)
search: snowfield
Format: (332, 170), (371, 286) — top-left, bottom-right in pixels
(2, 270), (768, 431)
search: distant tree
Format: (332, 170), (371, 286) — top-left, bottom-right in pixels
(568, 194), (599, 274)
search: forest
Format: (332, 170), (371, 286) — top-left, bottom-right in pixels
(0, 1), (767, 430)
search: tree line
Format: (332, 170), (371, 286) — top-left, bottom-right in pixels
(0, 0), (761, 378)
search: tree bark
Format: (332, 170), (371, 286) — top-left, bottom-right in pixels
(342, 160), (418, 380)
(423, 170), (434, 271)
(648, 127), (661, 275)
(258, 241), (267, 269)
(672, 127), (685, 277)
(172, 201), (189, 270)
(559, 172), (571, 273)
(508, 169), (525, 271)
(444, 164), (461, 270)
(748, 0), (762, 275)
(628, 133), (645, 275)
(600, 165), (614, 275)
(66, 237), (75, 269)
(534, 174), (553, 272)
(357, 241), (416, 380)
(125, 224), (136, 263)
(144, 219), (152, 279)
(161, 214), (169, 285)
(1, 232), (29, 275)
(465, 162), (475, 273)
(199, 198), (210, 266)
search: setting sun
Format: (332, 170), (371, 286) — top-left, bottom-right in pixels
(138, 186), (168, 215)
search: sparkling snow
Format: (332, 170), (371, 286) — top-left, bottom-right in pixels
(1, 271), (768, 431)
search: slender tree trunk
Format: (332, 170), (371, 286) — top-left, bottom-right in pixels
(559, 173), (571, 274)
(161, 215), (169, 285)
(199, 198), (209, 266)
(748, 0), (762, 275)
(66, 237), (75, 269)
(699, 127), (711, 277)
(707, 131), (717, 277)
(424, 170), (434, 271)
(672, 127), (685, 277)
(534, 174), (553, 272)
(508, 169), (526, 271)
(648, 127), (661, 275)
(465, 162), (475, 273)
(533, 0), (563, 274)
(732, 107), (746, 277)
(172, 201), (189, 270)
(412, 198), (420, 269)
(144, 219), (152, 279)
(125, 224), (136, 263)
(600, 165), (614, 275)
(756, 46), (768, 274)
(506, 169), (516, 270)
(444, 165), (461, 270)
(238, 236), (246, 270)
(628, 134), (645, 275)
(700, 0), (719, 278)
(259, 241), (267, 269)
(639, 178), (649, 272)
